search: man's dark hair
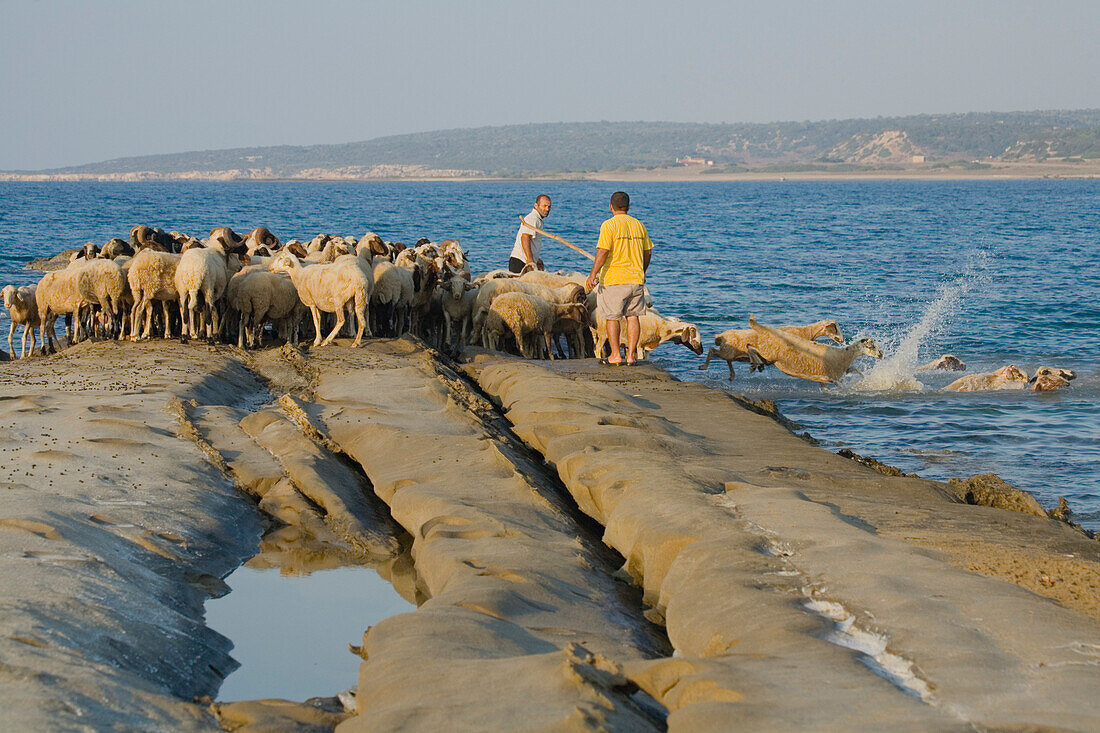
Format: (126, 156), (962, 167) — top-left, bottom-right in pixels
(610, 191), (630, 211)
(536, 194), (550, 205)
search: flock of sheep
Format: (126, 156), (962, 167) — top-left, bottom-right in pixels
(0, 224), (701, 365)
(0, 223), (1077, 393)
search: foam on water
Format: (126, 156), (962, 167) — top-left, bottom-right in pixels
(854, 252), (990, 393)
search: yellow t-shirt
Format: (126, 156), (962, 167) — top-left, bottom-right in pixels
(596, 214), (653, 286)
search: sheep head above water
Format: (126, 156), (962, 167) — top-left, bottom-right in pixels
(1030, 366), (1077, 392)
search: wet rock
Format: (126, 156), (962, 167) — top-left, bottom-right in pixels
(25, 249), (79, 271)
(836, 448), (914, 478)
(948, 473), (1046, 517)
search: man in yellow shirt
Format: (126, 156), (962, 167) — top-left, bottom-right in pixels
(585, 191), (653, 365)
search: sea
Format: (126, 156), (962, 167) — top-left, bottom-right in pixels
(1, 180), (1097, 530)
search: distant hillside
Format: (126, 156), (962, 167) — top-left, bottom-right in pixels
(7, 109), (1100, 179)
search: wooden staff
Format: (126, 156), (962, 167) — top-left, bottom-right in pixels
(518, 216), (595, 261)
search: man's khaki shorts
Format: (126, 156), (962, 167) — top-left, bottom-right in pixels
(596, 284), (646, 320)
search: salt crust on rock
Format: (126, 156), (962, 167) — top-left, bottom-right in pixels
(473, 357), (1100, 731)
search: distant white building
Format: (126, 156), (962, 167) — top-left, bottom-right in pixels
(676, 157), (714, 166)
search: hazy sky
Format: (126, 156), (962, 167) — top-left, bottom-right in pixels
(2, 0), (1098, 170)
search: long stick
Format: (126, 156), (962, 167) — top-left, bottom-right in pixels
(519, 216), (595, 261)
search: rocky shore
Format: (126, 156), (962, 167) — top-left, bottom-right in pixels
(1, 339), (1099, 731)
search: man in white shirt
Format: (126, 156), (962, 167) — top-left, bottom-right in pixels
(509, 195), (551, 273)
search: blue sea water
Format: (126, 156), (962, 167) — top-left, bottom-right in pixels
(1, 180), (1097, 529)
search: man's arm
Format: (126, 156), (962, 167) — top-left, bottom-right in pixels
(586, 248), (609, 291)
(643, 249), (651, 272)
(519, 233), (535, 264)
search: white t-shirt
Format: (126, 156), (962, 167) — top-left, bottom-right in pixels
(510, 208), (543, 263)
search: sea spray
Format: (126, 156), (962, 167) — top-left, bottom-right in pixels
(855, 252), (990, 392)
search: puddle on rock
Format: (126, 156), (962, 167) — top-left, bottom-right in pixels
(205, 562), (415, 702)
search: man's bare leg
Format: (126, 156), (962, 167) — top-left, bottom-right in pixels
(625, 316), (640, 364)
(605, 318), (623, 364)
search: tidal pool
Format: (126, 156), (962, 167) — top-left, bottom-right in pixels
(205, 565), (414, 701)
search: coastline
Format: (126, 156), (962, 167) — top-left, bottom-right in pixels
(2, 160), (1098, 183)
(2, 339), (1098, 730)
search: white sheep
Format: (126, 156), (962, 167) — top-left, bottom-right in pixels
(470, 280), (585, 345)
(271, 254), (371, 347)
(36, 269), (85, 352)
(483, 292), (589, 359)
(332, 247), (376, 337)
(945, 365), (1030, 392)
(228, 267), (303, 348)
(266, 273), (305, 346)
(70, 258), (126, 340)
(518, 270), (587, 289)
(746, 315), (882, 385)
(592, 310), (704, 361)
(227, 266), (271, 348)
(699, 319), (844, 381)
(439, 272), (477, 349)
(174, 240), (241, 342)
(2, 284), (40, 357)
(370, 259), (413, 336)
(397, 252), (438, 337)
(128, 249), (181, 340)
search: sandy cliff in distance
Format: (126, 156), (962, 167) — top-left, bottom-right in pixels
(1, 339), (1099, 731)
(0, 164), (485, 182)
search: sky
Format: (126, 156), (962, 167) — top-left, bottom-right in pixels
(1, 0), (1098, 170)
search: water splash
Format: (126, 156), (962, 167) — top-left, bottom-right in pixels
(855, 253), (990, 392)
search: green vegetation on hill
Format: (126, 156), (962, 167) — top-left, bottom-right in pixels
(26, 109), (1100, 176)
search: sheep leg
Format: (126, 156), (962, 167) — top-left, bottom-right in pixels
(237, 311), (247, 349)
(699, 348), (716, 370)
(309, 306), (324, 346)
(544, 332), (555, 361)
(513, 327), (530, 359)
(179, 293), (191, 344)
(43, 314), (57, 354)
(208, 298), (221, 344)
(253, 316), (266, 349)
(130, 295), (143, 340)
(165, 301), (177, 339)
(6, 323), (13, 358)
(746, 346), (769, 373)
(353, 295), (370, 346)
(322, 306), (346, 346)
(343, 303), (355, 338)
(443, 313), (453, 349)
